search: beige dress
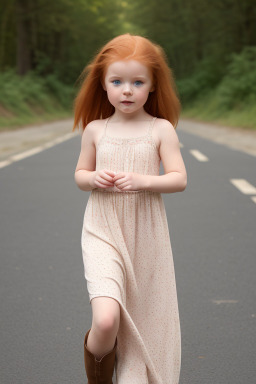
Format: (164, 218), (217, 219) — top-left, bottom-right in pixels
(81, 116), (181, 384)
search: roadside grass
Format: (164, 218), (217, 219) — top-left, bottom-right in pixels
(0, 70), (74, 132)
(0, 106), (73, 132)
(181, 93), (256, 131)
(179, 47), (256, 131)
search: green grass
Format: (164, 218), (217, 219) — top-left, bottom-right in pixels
(0, 107), (73, 132)
(0, 70), (74, 132)
(181, 92), (256, 131)
(178, 47), (256, 131)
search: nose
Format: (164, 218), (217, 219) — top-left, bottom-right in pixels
(123, 83), (133, 95)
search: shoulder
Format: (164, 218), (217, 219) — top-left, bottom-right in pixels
(154, 118), (179, 148)
(82, 119), (105, 146)
(84, 119), (104, 133)
(155, 118), (176, 134)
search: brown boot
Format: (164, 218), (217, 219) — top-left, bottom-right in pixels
(84, 328), (118, 384)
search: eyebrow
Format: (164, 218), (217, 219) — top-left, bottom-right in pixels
(108, 75), (147, 79)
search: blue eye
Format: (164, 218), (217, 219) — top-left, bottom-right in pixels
(112, 80), (121, 85)
(134, 81), (143, 86)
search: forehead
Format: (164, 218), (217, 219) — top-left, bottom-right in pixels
(105, 60), (151, 77)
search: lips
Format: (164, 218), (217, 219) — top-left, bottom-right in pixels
(121, 101), (134, 104)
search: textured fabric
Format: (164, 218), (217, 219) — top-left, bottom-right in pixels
(81, 116), (181, 384)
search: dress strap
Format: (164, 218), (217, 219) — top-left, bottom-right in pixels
(104, 116), (111, 137)
(148, 117), (157, 136)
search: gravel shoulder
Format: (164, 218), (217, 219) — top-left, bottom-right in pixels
(0, 119), (78, 162)
(178, 118), (256, 157)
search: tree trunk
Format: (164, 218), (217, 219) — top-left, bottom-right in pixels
(16, 0), (31, 75)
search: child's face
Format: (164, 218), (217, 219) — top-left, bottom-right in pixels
(103, 60), (154, 115)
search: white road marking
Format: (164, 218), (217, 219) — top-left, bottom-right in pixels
(189, 149), (209, 162)
(0, 132), (77, 169)
(212, 300), (238, 304)
(0, 160), (12, 168)
(251, 196), (256, 204)
(51, 133), (74, 144)
(10, 146), (44, 161)
(230, 179), (256, 194)
(42, 142), (56, 149)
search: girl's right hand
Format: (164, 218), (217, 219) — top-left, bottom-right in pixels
(90, 169), (116, 189)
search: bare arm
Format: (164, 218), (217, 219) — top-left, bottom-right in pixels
(74, 121), (116, 191)
(74, 122), (97, 191)
(142, 120), (187, 194)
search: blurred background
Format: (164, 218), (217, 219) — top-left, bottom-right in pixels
(0, 0), (256, 131)
(1, 2), (256, 383)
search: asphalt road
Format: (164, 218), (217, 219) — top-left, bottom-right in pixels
(0, 126), (255, 384)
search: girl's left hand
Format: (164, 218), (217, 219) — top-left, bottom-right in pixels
(112, 172), (144, 191)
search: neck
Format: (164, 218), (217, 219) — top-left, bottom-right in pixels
(109, 109), (152, 123)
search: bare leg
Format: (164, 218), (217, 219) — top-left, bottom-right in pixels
(87, 296), (120, 360)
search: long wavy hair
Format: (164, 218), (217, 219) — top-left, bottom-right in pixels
(72, 33), (180, 132)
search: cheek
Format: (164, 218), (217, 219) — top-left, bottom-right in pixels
(136, 88), (150, 102)
(106, 86), (120, 100)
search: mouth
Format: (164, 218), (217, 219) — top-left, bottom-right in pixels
(121, 101), (134, 105)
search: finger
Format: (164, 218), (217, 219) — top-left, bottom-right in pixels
(118, 180), (128, 188)
(115, 179), (128, 189)
(97, 177), (114, 186)
(95, 181), (109, 188)
(104, 170), (116, 177)
(101, 173), (115, 182)
(96, 183), (114, 189)
(119, 183), (131, 190)
(113, 173), (125, 182)
(114, 176), (126, 185)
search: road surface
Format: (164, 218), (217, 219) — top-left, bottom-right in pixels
(0, 120), (255, 383)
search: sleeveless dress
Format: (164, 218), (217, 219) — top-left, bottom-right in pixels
(81, 116), (181, 384)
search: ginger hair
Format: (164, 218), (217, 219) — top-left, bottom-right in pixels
(72, 33), (180, 132)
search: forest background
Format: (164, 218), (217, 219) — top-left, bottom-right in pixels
(0, 0), (255, 131)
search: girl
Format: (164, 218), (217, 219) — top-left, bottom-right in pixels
(73, 33), (187, 384)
